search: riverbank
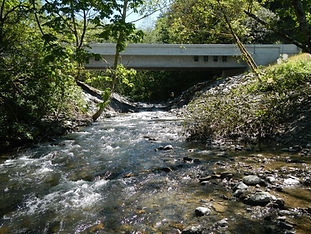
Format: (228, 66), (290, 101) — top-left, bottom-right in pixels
(1, 110), (310, 233)
(181, 53), (311, 150)
(0, 81), (140, 155)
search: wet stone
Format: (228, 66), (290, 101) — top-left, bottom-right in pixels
(183, 157), (193, 163)
(273, 198), (285, 209)
(164, 145), (174, 150)
(182, 225), (203, 234)
(242, 175), (262, 186)
(216, 218), (228, 227)
(244, 191), (276, 206)
(278, 221), (294, 230)
(233, 189), (247, 198)
(217, 152), (228, 157)
(283, 177), (300, 186)
(220, 172), (234, 179)
(212, 203), (226, 213)
(233, 182), (248, 191)
(195, 207), (211, 216)
(266, 176), (276, 184)
(277, 216), (287, 221)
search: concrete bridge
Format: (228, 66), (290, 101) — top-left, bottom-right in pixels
(85, 43), (300, 73)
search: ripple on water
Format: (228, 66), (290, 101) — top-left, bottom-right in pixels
(2, 111), (310, 233)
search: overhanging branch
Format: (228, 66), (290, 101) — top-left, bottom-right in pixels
(244, 10), (309, 52)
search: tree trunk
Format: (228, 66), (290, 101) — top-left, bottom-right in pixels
(216, 0), (258, 74)
(92, 1), (128, 122)
(111, 0), (128, 91)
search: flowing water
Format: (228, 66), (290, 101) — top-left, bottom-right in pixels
(0, 111), (200, 233)
(1, 110), (311, 233)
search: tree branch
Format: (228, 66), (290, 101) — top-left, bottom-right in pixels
(244, 10), (309, 52)
(78, 9), (87, 49)
(0, 0), (6, 20)
(129, 3), (170, 24)
(292, 0), (311, 47)
(216, 0), (258, 74)
(3, 4), (22, 21)
(44, 0), (76, 35)
(32, 1), (46, 38)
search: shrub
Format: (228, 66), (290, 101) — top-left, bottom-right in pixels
(0, 35), (84, 146)
(184, 54), (311, 142)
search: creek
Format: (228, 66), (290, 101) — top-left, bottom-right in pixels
(0, 110), (311, 233)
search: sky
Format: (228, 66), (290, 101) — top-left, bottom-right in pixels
(126, 9), (161, 30)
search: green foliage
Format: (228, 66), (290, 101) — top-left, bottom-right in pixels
(121, 70), (220, 102)
(98, 88), (111, 109)
(0, 32), (84, 144)
(85, 65), (136, 93)
(251, 58), (311, 93)
(185, 54), (311, 142)
(150, 0), (265, 44)
(0, 0), (87, 148)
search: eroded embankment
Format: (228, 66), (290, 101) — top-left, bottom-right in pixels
(181, 54), (311, 149)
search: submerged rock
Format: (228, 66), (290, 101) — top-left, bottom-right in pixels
(164, 145), (174, 150)
(156, 145), (174, 151)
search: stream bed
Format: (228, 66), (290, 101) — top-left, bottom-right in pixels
(1, 111), (311, 233)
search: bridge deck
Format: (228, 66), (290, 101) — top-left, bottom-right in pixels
(85, 43), (300, 70)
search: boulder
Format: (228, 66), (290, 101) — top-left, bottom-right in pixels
(195, 207), (211, 216)
(233, 182), (248, 191)
(244, 191), (276, 206)
(242, 175), (262, 186)
(283, 177), (300, 186)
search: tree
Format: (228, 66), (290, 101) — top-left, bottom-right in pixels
(246, 0), (311, 53)
(92, 0), (145, 121)
(215, 0), (258, 73)
(0, 0), (84, 147)
(36, 0), (116, 66)
(155, 0), (259, 44)
(0, 0), (31, 53)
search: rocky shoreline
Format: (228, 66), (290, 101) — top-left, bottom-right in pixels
(148, 143), (311, 233)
